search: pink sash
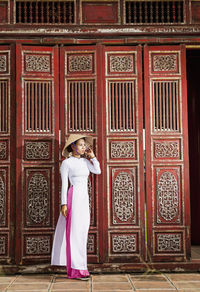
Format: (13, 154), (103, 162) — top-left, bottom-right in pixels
(66, 186), (90, 279)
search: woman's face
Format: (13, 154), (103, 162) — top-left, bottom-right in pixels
(73, 138), (86, 155)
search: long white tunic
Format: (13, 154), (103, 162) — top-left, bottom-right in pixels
(51, 156), (101, 269)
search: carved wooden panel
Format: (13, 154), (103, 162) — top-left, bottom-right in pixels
(104, 46), (144, 262)
(66, 53), (95, 75)
(0, 52), (10, 74)
(106, 52), (136, 75)
(125, 1), (184, 24)
(24, 234), (52, 257)
(64, 50), (96, 134)
(87, 233), (97, 255)
(0, 45), (12, 264)
(88, 175), (96, 227)
(24, 140), (52, 161)
(16, 45), (59, 264)
(0, 79), (9, 134)
(109, 167), (138, 226)
(150, 52), (180, 74)
(154, 166), (182, 225)
(22, 52), (53, 75)
(0, 234), (8, 257)
(0, 139), (9, 161)
(152, 79), (181, 132)
(108, 138), (137, 162)
(145, 45), (190, 261)
(107, 80), (137, 133)
(154, 231), (184, 255)
(16, 1), (74, 24)
(23, 79), (54, 134)
(110, 232), (139, 255)
(67, 80), (95, 132)
(0, 168), (7, 227)
(24, 168), (52, 227)
(153, 138), (182, 160)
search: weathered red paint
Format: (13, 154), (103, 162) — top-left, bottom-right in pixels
(102, 45), (145, 263)
(0, 42), (195, 270)
(15, 45), (60, 264)
(144, 45), (191, 262)
(81, 2), (119, 24)
(0, 45), (16, 265)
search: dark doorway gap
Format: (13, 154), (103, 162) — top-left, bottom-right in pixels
(186, 49), (200, 245)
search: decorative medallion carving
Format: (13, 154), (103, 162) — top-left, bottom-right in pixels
(0, 236), (6, 255)
(0, 55), (7, 72)
(153, 54), (177, 72)
(109, 55), (133, 72)
(111, 141), (135, 159)
(157, 171), (179, 223)
(26, 236), (50, 255)
(25, 142), (50, 160)
(87, 234), (95, 254)
(0, 142), (7, 160)
(112, 234), (136, 253)
(25, 55), (50, 72)
(27, 172), (49, 225)
(0, 174), (6, 226)
(112, 170), (135, 223)
(68, 55), (92, 72)
(157, 233), (182, 252)
(154, 141), (180, 159)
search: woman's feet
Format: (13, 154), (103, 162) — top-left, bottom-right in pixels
(77, 276), (90, 281)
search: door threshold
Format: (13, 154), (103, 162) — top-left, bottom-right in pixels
(1, 261), (200, 274)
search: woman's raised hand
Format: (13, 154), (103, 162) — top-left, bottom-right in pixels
(85, 147), (95, 159)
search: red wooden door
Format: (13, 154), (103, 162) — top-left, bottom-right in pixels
(102, 46), (145, 262)
(60, 45), (104, 263)
(0, 45), (15, 264)
(15, 45), (59, 264)
(10, 43), (191, 266)
(60, 45), (145, 264)
(144, 45), (190, 261)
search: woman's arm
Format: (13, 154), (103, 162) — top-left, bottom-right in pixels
(60, 160), (69, 216)
(85, 157), (101, 174)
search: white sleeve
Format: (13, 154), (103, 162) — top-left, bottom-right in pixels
(85, 157), (101, 174)
(60, 160), (69, 205)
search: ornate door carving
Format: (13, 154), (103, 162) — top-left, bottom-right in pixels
(2, 44), (190, 266)
(0, 45), (15, 264)
(15, 45), (59, 264)
(103, 46), (145, 262)
(144, 45), (190, 261)
(60, 45), (145, 264)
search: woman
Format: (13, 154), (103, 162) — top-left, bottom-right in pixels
(51, 134), (101, 280)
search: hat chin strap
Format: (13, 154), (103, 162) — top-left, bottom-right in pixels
(72, 142), (81, 156)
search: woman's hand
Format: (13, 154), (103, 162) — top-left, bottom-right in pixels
(85, 147), (95, 159)
(61, 205), (67, 217)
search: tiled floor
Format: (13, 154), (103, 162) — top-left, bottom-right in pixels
(1, 273), (200, 292)
(192, 245), (200, 260)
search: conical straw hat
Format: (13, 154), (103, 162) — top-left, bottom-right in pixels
(62, 134), (93, 157)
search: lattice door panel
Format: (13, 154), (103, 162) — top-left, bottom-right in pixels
(0, 45), (15, 264)
(144, 45), (190, 261)
(103, 46), (145, 262)
(16, 45), (59, 264)
(60, 46), (101, 263)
